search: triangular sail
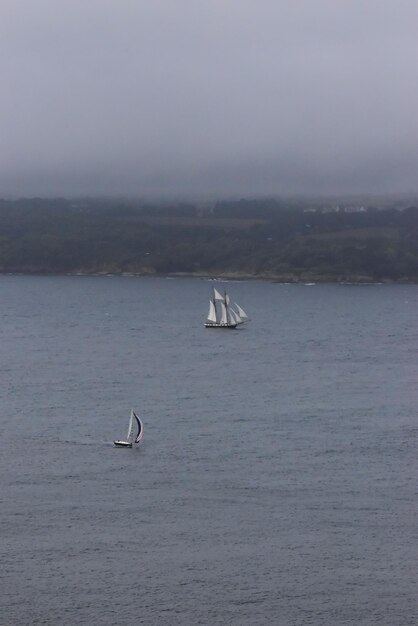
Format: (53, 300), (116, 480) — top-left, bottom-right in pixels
(207, 300), (217, 323)
(234, 303), (248, 320)
(213, 288), (224, 300)
(231, 309), (243, 324)
(224, 292), (230, 305)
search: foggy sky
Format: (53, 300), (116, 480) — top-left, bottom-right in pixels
(1, 0), (417, 197)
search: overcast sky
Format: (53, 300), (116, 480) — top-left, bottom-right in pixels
(1, 0), (417, 197)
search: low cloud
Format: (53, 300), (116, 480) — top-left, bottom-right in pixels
(1, 0), (417, 197)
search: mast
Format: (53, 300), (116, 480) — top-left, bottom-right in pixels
(224, 290), (231, 326)
(219, 301), (228, 324)
(212, 287), (225, 323)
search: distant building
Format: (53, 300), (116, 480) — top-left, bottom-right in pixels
(343, 206), (367, 213)
(320, 205), (340, 213)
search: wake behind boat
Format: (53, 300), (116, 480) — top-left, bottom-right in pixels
(114, 409), (143, 448)
(204, 287), (249, 329)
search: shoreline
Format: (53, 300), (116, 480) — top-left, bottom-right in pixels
(0, 270), (417, 284)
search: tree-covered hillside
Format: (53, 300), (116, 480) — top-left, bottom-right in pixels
(0, 197), (417, 282)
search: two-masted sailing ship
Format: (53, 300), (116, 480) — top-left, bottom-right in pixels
(204, 287), (249, 329)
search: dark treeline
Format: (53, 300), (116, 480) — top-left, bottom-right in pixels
(0, 197), (417, 281)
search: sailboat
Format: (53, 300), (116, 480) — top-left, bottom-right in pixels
(204, 287), (249, 329)
(114, 409), (143, 448)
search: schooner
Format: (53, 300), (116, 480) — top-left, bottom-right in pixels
(204, 287), (249, 329)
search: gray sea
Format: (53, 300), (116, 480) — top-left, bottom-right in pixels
(1, 276), (417, 626)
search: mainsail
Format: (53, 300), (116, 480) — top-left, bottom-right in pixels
(126, 411), (134, 441)
(207, 300), (217, 323)
(220, 301), (228, 325)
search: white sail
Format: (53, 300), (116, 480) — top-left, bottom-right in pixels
(234, 303), (248, 320)
(114, 409), (144, 448)
(207, 300), (217, 323)
(126, 410), (134, 441)
(204, 287), (248, 328)
(220, 301), (228, 324)
(231, 309), (243, 324)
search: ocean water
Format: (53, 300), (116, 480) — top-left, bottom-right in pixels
(0, 276), (417, 626)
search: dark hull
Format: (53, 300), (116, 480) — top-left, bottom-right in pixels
(204, 322), (237, 329)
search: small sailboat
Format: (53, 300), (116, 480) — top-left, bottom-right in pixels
(204, 287), (249, 329)
(114, 409), (143, 448)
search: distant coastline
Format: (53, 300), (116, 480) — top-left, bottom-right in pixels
(1, 269), (416, 285)
(0, 196), (417, 283)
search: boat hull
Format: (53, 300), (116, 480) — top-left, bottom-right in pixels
(204, 322), (237, 329)
(113, 440), (132, 448)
